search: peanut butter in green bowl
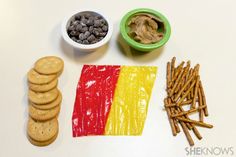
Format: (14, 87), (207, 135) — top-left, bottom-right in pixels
(120, 8), (171, 52)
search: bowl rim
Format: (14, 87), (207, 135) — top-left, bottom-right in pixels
(120, 8), (171, 51)
(61, 10), (113, 50)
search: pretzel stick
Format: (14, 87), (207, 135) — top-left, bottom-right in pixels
(192, 126), (202, 140)
(192, 75), (200, 109)
(171, 105), (206, 118)
(165, 99), (195, 107)
(168, 98), (181, 133)
(198, 88), (204, 122)
(176, 107), (192, 130)
(169, 68), (184, 96)
(167, 62), (171, 90)
(187, 69), (193, 100)
(164, 98), (177, 136)
(176, 79), (196, 106)
(170, 61), (184, 87)
(174, 74), (195, 102)
(170, 57), (176, 85)
(179, 121), (194, 146)
(199, 81), (209, 116)
(177, 117), (213, 128)
(175, 61), (190, 94)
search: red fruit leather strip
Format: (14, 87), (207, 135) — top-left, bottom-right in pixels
(72, 65), (121, 137)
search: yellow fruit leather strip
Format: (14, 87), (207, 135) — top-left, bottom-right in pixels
(105, 66), (157, 135)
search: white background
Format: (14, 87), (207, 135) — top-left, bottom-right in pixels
(0, 0), (236, 157)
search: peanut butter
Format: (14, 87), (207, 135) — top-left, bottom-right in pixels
(128, 13), (164, 44)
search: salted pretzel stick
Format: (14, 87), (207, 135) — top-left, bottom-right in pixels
(198, 88), (204, 122)
(175, 61), (190, 94)
(170, 57), (176, 84)
(176, 107), (192, 130)
(179, 121), (194, 146)
(174, 74), (195, 102)
(169, 68), (184, 96)
(192, 126), (202, 140)
(180, 99), (203, 140)
(168, 98), (181, 133)
(199, 81), (209, 116)
(171, 108), (181, 133)
(187, 69), (193, 100)
(165, 99), (194, 107)
(167, 62), (171, 90)
(178, 106), (202, 140)
(177, 117), (213, 128)
(164, 98), (177, 136)
(176, 79), (196, 106)
(170, 61), (185, 87)
(171, 105), (206, 118)
(192, 75), (200, 109)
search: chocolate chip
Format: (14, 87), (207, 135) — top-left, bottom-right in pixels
(75, 24), (83, 31)
(82, 40), (89, 44)
(95, 15), (102, 20)
(84, 13), (91, 19)
(77, 40), (83, 44)
(72, 20), (80, 26)
(80, 26), (88, 33)
(70, 31), (77, 36)
(87, 34), (96, 42)
(80, 18), (88, 26)
(94, 20), (101, 27)
(94, 27), (102, 33)
(71, 37), (77, 42)
(100, 19), (106, 25)
(102, 25), (108, 32)
(93, 30), (100, 36)
(89, 26), (94, 33)
(68, 25), (75, 32)
(91, 39), (99, 44)
(84, 31), (91, 39)
(79, 33), (85, 40)
(75, 14), (81, 20)
(87, 18), (94, 26)
(99, 32), (107, 37)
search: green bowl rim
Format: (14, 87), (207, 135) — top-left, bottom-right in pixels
(120, 8), (171, 51)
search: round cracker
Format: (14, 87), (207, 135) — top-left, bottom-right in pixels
(28, 88), (58, 105)
(27, 69), (57, 85)
(34, 56), (64, 75)
(28, 130), (58, 147)
(31, 91), (62, 110)
(29, 79), (58, 92)
(29, 103), (60, 121)
(27, 117), (58, 142)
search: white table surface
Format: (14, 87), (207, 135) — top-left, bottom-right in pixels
(1, 0), (236, 156)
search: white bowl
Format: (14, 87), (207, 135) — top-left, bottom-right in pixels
(61, 10), (113, 52)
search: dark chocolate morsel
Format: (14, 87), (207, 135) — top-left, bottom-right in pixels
(82, 40), (89, 44)
(102, 25), (108, 32)
(87, 34), (96, 42)
(75, 24), (83, 31)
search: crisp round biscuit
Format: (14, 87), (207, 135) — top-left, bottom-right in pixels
(29, 103), (60, 121)
(27, 69), (57, 85)
(29, 79), (58, 92)
(28, 88), (58, 105)
(27, 117), (58, 142)
(28, 131), (58, 147)
(34, 56), (64, 75)
(31, 91), (62, 110)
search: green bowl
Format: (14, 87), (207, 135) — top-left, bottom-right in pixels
(120, 8), (171, 52)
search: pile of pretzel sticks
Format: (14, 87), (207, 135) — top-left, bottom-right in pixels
(164, 57), (213, 146)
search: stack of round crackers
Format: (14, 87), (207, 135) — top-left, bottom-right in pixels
(27, 56), (64, 146)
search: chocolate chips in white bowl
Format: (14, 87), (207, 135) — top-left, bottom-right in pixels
(67, 12), (109, 45)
